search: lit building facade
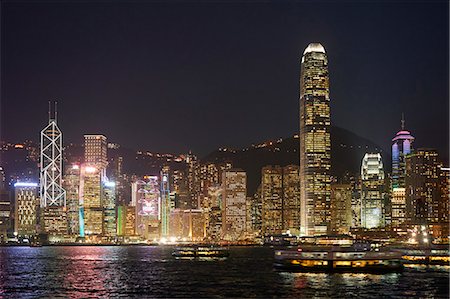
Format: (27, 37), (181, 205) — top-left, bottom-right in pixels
(261, 166), (283, 235)
(40, 103), (67, 237)
(102, 179), (116, 238)
(405, 149), (445, 224)
(64, 164), (81, 236)
(299, 43), (331, 236)
(391, 118), (414, 189)
(80, 165), (102, 236)
(360, 153), (386, 229)
(14, 182), (39, 237)
(222, 169), (246, 241)
(330, 184), (352, 234)
(391, 187), (406, 227)
(134, 176), (160, 240)
(84, 135), (108, 171)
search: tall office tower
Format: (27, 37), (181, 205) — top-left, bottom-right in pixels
(79, 165), (103, 236)
(261, 165), (300, 236)
(282, 165), (300, 234)
(40, 102), (67, 237)
(102, 179), (116, 238)
(261, 166), (283, 236)
(299, 43), (331, 236)
(360, 153), (386, 228)
(160, 167), (171, 237)
(64, 164), (81, 236)
(221, 169), (247, 241)
(391, 187), (406, 227)
(405, 149), (443, 224)
(330, 184), (352, 234)
(186, 153), (200, 209)
(392, 117), (414, 189)
(134, 176), (160, 240)
(199, 163), (219, 198)
(14, 182), (39, 237)
(84, 135), (108, 171)
(201, 186), (222, 241)
(250, 185), (262, 235)
(117, 205), (137, 237)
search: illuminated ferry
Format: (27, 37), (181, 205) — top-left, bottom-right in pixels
(274, 246), (403, 273)
(393, 244), (450, 265)
(172, 245), (230, 258)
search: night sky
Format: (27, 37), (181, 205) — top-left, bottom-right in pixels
(1, 1), (448, 159)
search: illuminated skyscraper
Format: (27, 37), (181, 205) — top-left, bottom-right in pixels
(84, 135), (108, 171)
(80, 165), (102, 236)
(14, 182), (39, 237)
(222, 169), (246, 241)
(134, 176), (160, 240)
(405, 149), (445, 224)
(40, 102), (67, 238)
(102, 179), (116, 238)
(261, 166), (283, 235)
(64, 164), (81, 236)
(299, 43), (331, 236)
(392, 116), (414, 189)
(360, 153), (386, 228)
(40, 102), (66, 208)
(160, 167), (171, 237)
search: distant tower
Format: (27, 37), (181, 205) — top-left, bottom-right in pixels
(299, 43), (332, 236)
(360, 153), (386, 228)
(160, 166), (171, 238)
(392, 115), (414, 189)
(40, 102), (66, 207)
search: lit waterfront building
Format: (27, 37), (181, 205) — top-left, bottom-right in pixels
(64, 164), (81, 236)
(391, 187), (406, 227)
(405, 149), (446, 224)
(134, 176), (160, 240)
(360, 153), (386, 229)
(160, 167), (171, 238)
(102, 179), (116, 238)
(330, 184), (352, 234)
(40, 102), (67, 237)
(299, 43), (331, 236)
(261, 165), (300, 236)
(261, 166), (283, 236)
(84, 135), (108, 171)
(14, 182), (39, 237)
(200, 185), (222, 241)
(80, 165), (102, 236)
(169, 209), (205, 241)
(222, 169), (247, 241)
(282, 165), (300, 234)
(117, 205), (136, 237)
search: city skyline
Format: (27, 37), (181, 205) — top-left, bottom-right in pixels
(1, 2), (448, 158)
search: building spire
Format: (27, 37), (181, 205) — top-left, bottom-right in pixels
(48, 101), (51, 122)
(401, 113), (405, 130)
(55, 101), (58, 122)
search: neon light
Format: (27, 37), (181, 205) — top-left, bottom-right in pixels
(72, 164), (80, 170)
(14, 182), (38, 187)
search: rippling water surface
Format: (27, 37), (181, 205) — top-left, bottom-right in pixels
(0, 246), (448, 298)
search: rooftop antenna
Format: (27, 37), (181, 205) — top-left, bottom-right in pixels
(55, 101), (58, 122)
(48, 101), (51, 121)
(401, 113), (405, 130)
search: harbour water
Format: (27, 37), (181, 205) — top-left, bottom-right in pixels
(0, 246), (448, 298)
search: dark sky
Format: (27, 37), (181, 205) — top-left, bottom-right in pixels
(1, 1), (449, 158)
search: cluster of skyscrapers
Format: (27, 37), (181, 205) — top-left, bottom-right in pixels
(0, 42), (448, 245)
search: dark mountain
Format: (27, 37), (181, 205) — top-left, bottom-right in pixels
(201, 126), (391, 196)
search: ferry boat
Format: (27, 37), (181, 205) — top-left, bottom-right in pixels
(274, 246), (403, 273)
(393, 244), (450, 266)
(172, 245), (230, 258)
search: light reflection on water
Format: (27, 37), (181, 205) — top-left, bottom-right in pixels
(0, 246), (448, 298)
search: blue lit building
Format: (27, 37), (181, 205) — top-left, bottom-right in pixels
(392, 117), (414, 189)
